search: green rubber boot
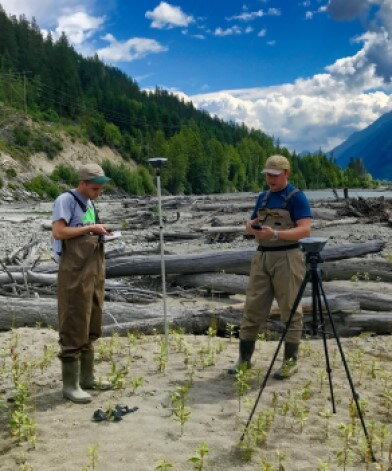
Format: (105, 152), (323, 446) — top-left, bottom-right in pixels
(273, 342), (299, 380)
(62, 361), (92, 403)
(228, 340), (256, 375)
(80, 351), (111, 390)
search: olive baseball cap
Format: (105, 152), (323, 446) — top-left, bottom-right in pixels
(262, 155), (290, 175)
(78, 163), (111, 184)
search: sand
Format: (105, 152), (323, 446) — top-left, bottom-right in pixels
(1, 327), (391, 471)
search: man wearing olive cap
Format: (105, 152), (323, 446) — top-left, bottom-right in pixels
(228, 155), (312, 379)
(52, 163), (112, 403)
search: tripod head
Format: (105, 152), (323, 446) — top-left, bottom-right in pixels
(299, 237), (328, 267)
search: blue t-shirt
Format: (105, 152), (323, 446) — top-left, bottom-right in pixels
(250, 184), (312, 221)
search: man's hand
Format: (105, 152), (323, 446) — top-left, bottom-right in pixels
(89, 224), (111, 236)
(252, 225), (274, 240)
(246, 219), (274, 240)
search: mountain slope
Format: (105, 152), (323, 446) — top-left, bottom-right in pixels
(331, 111), (392, 179)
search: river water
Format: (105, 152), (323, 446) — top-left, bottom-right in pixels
(303, 188), (392, 201)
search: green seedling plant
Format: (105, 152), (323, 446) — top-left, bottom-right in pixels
(376, 423), (390, 455)
(259, 460), (274, 470)
(129, 376), (144, 394)
(238, 427), (257, 462)
(170, 385), (191, 436)
(225, 323), (235, 342)
(188, 441), (209, 471)
(106, 361), (127, 389)
(275, 450), (287, 470)
(234, 363), (251, 412)
(8, 379), (36, 445)
(316, 368), (327, 392)
(316, 461), (330, 471)
(81, 444), (100, 471)
(336, 423), (354, 470)
(154, 458), (174, 470)
(294, 406), (309, 433)
(36, 344), (56, 373)
(300, 380), (313, 400)
(154, 340), (168, 373)
(319, 409), (333, 439)
(381, 386), (392, 420)
(357, 438), (374, 470)
(96, 333), (121, 362)
(126, 332), (139, 357)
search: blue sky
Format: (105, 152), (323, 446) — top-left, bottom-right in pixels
(3, 0), (392, 153)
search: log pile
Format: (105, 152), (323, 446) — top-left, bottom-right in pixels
(338, 196), (392, 223)
(1, 190), (391, 337)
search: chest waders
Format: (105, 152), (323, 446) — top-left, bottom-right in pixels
(228, 189), (306, 379)
(57, 196), (109, 402)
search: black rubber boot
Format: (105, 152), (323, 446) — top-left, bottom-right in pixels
(273, 342), (299, 380)
(228, 340), (256, 375)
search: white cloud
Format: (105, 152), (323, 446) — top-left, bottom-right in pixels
(245, 26), (254, 33)
(0, 0), (96, 25)
(54, 12), (104, 45)
(267, 40), (276, 46)
(97, 34), (167, 62)
(214, 26), (243, 36)
(188, 45), (392, 152)
(145, 2), (194, 29)
(305, 11), (314, 19)
(258, 28), (267, 37)
(227, 8), (281, 21)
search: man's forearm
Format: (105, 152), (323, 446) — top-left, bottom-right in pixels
(276, 225), (311, 241)
(53, 225), (92, 240)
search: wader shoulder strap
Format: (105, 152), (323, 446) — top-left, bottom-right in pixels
(66, 190), (100, 224)
(282, 188), (300, 209)
(260, 190), (271, 208)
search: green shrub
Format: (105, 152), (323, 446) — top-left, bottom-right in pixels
(5, 168), (17, 178)
(25, 175), (61, 198)
(51, 164), (79, 186)
(0, 175), (3, 189)
(13, 126), (31, 146)
(102, 160), (155, 195)
(31, 133), (63, 160)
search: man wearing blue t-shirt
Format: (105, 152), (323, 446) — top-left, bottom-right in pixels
(228, 155), (312, 379)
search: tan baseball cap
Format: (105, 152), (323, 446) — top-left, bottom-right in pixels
(78, 163), (111, 184)
(262, 155), (290, 175)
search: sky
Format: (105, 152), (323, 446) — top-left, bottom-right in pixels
(2, 0), (392, 153)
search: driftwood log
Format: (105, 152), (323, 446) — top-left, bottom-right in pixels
(101, 241), (384, 277)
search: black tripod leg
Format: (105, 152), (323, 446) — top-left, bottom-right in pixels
(240, 270), (311, 441)
(314, 277), (336, 413)
(317, 271), (376, 462)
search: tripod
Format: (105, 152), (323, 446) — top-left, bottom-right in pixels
(240, 239), (376, 462)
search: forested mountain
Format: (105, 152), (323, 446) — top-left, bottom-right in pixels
(0, 7), (375, 194)
(331, 111), (392, 181)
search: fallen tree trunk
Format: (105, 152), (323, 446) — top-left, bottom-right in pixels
(0, 294), (359, 332)
(176, 271), (392, 303)
(344, 311), (392, 334)
(19, 240), (384, 278)
(102, 241), (384, 277)
(0, 297), (181, 331)
(322, 258), (392, 282)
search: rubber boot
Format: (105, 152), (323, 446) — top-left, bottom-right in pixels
(80, 351), (111, 390)
(228, 340), (256, 375)
(62, 361), (92, 403)
(273, 342), (299, 380)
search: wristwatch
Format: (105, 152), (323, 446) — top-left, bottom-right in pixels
(272, 230), (279, 241)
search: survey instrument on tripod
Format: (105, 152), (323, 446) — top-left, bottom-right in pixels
(240, 237), (376, 462)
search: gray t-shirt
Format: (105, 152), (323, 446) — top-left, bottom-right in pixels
(52, 190), (96, 261)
